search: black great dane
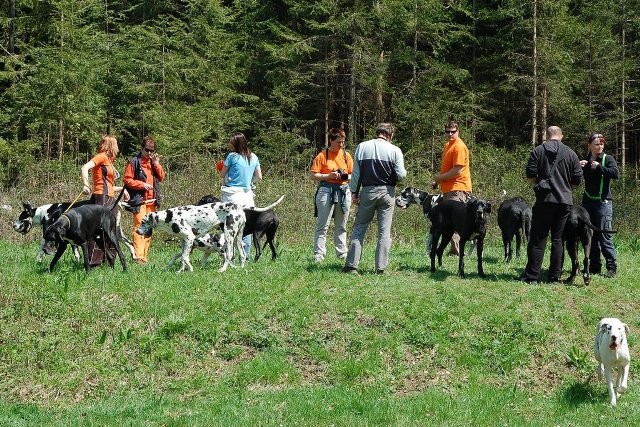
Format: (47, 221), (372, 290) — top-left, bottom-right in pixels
(429, 197), (492, 278)
(43, 204), (128, 272)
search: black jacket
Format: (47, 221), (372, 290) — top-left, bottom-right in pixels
(526, 140), (582, 204)
(581, 151), (619, 202)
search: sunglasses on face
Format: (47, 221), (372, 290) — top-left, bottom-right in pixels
(445, 129), (458, 134)
(144, 147), (155, 153)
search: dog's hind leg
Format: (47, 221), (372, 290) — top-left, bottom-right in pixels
(563, 238), (579, 283)
(177, 239), (195, 272)
(581, 229), (593, 285)
(476, 237), (486, 278)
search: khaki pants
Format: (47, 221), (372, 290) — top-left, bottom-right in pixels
(132, 203), (156, 262)
(443, 191), (471, 256)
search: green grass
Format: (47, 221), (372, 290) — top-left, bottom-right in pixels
(0, 237), (639, 426)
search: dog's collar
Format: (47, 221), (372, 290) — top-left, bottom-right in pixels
(60, 213), (71, 227)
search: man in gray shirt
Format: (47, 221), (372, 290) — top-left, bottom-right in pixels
(343, 123), (407, 275)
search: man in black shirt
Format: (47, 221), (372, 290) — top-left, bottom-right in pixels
(520, 126), (583, 283)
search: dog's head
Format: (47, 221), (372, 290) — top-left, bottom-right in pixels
(13, 201), (37, 234)
(395, 187), (429, 209)
(468, 198), (492, 231)
(598, 318), (630, 351)
(42, 216), (70, 255)
(196, 195), (220, 206)
(136, 212), (159, 237)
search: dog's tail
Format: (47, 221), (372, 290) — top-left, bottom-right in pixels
(251, 195), (285, 212)
(582, 217), (618, 235)
(105, 188), (127, 212)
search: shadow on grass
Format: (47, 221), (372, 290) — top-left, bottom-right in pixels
(561, 380), (603, 407)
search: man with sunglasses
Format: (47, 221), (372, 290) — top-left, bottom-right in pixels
(580, 133), (619, 278)
(124, 136), (166, 264)
(431, 120), (472, 256)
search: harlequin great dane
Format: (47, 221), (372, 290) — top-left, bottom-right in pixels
(195, 194), (284, 261)
(594, 318), (631, 406)
(136, 196), (284, 272)
(13, 200), (135, 262)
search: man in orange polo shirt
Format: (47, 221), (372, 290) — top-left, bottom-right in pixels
(124, 136), (166, 264)
(432, 120), (472, 256)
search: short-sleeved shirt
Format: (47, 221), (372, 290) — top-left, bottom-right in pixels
(223, 152), (260, 190)
(440, 137), (472, 193)
(310, 149), (354, 185)
(91, 152), (116, 197)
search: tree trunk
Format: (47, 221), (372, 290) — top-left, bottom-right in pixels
(348, 48), (357, 145)
(531, 0), (538, 146)
(58, 118), (64, 161)
(8, 0), (15, 53)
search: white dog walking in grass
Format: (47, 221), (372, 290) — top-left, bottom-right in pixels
(594, 317), (631, 406)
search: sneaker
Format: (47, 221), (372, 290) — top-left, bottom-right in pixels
(342, 266), (359, 275)
(134, 258), (147, 265)
(605, 269), (617, 278)
(314, 255), (325, 263)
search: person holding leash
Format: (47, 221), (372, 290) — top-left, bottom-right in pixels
(123, 136), (166, 265)
(580, 133), (619, 278)
(310, 128), (354, 262)
(81, 135), (125, 266)
(342, 123), (406, 275)
(520, 126), (582, 283)
(431, 119), (472, 256)
(218, 132), (262, 259)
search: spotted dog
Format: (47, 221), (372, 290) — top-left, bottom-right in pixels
(428, 197), (492, 278)
(13, 200), (135, 262)
(595, 318), (631, 406)
(136, 196), (284, 272)
(195, 195), (284, 261)
(395, 186), (442, 254)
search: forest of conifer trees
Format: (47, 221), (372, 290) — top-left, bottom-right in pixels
(1, 0), (639, 185)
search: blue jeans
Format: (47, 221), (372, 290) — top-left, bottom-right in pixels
(582, 198), (617, 272)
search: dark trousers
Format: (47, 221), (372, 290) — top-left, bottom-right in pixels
(523, 202), (571, 281)
(582, 198), (617, 272)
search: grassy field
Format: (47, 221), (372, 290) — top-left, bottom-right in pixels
(0, 234), (638, 426)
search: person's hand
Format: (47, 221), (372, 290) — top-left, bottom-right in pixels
(143, 183), (153, 190)
(579, 160), (588, 168)
(82, 184), (91, 195)
(352, 193), (360, 204)
(431, 181), (438, 190)
(150, 153), (160, 164)
(590, 161), (599, 169)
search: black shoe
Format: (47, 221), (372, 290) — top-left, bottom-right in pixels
(375, 269), (384, 275)
(518, 275), (538, 284)
(342, 266), (359, 275)
(546, 277), (561, 284)
(589, 266), (602, 274)
(605, 269), (617, 278)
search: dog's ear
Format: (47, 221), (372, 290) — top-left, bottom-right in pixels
(486, 201), (492, 213)
(624, 323), (630, 335)
(22, 201), (34, 213)
(600, 322), (609, 333)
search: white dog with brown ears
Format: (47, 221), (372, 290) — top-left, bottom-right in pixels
(594, 317), (631, 406)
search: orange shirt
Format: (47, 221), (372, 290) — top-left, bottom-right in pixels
(310, 149), (354, 185)
(123, 157), (166, 201)
(440, 137), (472, 193)
(91, 152), (116, 197)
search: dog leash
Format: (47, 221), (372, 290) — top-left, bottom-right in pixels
(63, 190), (86, 214)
